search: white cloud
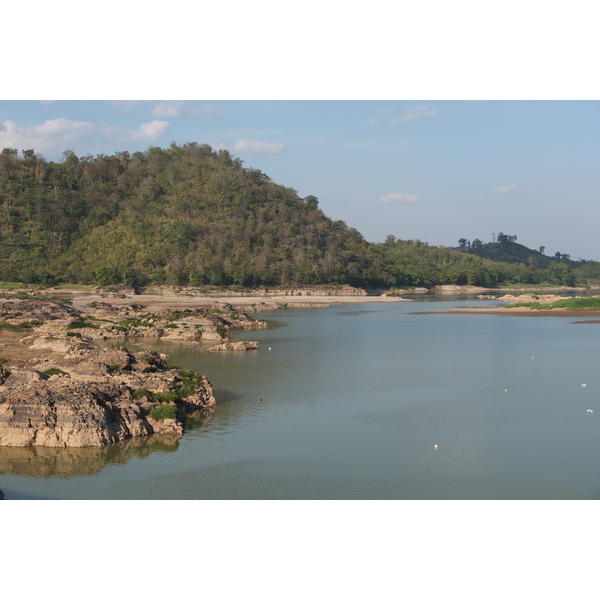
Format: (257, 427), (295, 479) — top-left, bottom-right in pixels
(389, 105), (438, 124)
(0, 118), (95, 154)
(152, 101), (216, 118)
(125, 120), (169, 143)
(364, 118), (379, 125)
(0, 118), (168, 158)
(379, 192), (420, 204)
(152, 101), (185, 118)
(491, 185), (517, 194)
(232, 139), (285, 155)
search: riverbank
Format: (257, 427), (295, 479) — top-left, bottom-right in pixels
(424, 307), (600, 319)
(0, 298), (274, 447)
(69, 293), (408, 312)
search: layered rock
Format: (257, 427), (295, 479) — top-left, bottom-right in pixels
(0, 297), (271, 448)
(0, 347), (216, 448)
(208, 341), (260, 352)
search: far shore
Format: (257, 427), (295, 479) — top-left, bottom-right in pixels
(418, 307), (600, 320)
(68, 293), (409, 312)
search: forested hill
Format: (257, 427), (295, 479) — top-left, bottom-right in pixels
(1, 144), (598, 289)
(0, 144), (390, 287)
(455, 233), (578, 268)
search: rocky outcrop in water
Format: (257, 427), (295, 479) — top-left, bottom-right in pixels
(477, 293), (564, 303)
(1, 296), (266, 351)
(0, 297), (272, 447)
(208, 341), (260, 352)
(0, 347), (216, 448)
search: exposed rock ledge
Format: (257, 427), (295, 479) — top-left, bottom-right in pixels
(208, 341), (259, 352)
(0, 347), (215, 448)
(0, 296), (274, 447)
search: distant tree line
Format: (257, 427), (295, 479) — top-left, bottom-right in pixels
(1, 144), (597, 289)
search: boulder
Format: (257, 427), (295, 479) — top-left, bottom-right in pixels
(208, 341), (259, 352)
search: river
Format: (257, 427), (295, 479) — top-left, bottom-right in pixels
(2, 296), (599, 499)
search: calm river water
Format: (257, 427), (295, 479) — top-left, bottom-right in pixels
(2, 297), (600, 499)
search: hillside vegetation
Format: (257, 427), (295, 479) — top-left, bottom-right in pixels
(1, 144), (598, 289)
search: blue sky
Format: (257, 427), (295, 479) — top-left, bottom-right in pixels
(2, 100), (598, 260)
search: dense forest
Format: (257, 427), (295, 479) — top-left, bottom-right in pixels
(1, 144), (598, 289)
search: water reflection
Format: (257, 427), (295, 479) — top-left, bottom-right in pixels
(184, 408), (217, 429)
(0, 434), (181, 479)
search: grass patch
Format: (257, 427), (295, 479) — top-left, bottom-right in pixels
(547, 297), (600, 310)
(506, 297), (600, 311)
(67, 319), (100, 330)
(167, 311), (192, 321)
(12, 292), (68, 305)
(0, 282), (28, 290)
(0, 320), (44, 331)
(505, 301), (546, 309)
(131, 369), (203, 405)
(51, 283), (95, 291)
(149, 405), (179, 420)
(43, 368), (68, 376)
(117, 316), (154, 328)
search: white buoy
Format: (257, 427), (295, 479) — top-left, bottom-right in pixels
(434, 444), (439, 450)
(582, 384), (587, 387)
(504, 389), (508, 393)
(587, 409), (594, 413)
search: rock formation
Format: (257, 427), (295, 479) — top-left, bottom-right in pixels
(208, 341), (260, 352)
(0, 296), (271, 447)
(0, 347), (216, 448)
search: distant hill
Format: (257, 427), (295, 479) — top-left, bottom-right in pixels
(1, 145), (598, 289)
(453, 233), (577, 268)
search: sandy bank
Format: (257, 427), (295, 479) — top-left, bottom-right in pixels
(419, 307), (600, 319)
(69, 293), (409, 311)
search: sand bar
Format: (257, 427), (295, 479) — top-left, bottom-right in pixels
(419, 307), (600, 319)
(68, 293), (408, 312)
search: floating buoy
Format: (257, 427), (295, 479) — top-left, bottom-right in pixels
(504, 389), (508, 393)
(587, 409), (593, 413)
(582, 384), (587, 387)
(434, 444), (439, 450)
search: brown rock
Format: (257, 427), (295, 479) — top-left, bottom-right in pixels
(208, 341), (259, 352)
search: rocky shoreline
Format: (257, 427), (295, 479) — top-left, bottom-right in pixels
(0, 295), (273, 448)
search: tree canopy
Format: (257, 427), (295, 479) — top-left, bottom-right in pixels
(0, 144), (597, 289)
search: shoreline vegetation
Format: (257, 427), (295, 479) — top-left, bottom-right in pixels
(423, 292), (600, 320)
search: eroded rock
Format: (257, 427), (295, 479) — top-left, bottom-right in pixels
(0, 347), (216, 448)
(208, 341), (259, 352)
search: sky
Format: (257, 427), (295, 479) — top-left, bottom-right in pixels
(1, 100), (598, 260)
